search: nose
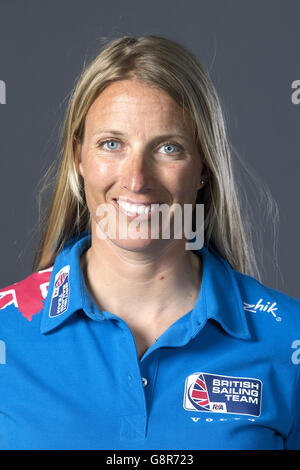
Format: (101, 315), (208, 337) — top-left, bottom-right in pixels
(120, 151), (153, 193)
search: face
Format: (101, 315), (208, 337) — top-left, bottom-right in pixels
(75, 79), (206, 251)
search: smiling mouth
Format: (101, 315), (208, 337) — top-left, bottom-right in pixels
(112, 199), (165, 218)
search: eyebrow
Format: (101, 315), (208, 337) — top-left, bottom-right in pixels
(91, 129), (189, 141)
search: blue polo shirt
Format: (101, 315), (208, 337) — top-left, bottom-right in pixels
(0, 231), (299, 450)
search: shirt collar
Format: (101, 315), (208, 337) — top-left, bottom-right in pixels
(40, 233), (251, 340)
(191, 243), (251, 340)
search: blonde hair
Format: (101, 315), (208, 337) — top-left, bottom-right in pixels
(33, 34), (279, 282)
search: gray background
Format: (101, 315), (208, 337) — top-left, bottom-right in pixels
(0, 0), (299, 298)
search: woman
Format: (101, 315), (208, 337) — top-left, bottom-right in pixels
(0, 35), (299, 450)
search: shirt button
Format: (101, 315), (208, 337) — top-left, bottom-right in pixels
(142, 377), (148, 387)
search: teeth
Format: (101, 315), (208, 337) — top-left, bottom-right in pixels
(117, 200), (157, 215)
(137, 205), (149, 215)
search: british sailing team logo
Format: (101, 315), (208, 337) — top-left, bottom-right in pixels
(183, 372), (262, 417)
(49, 265), (70, 318)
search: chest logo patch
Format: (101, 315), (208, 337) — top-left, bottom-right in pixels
(183, 373), (262, 417)
(49, 265), (70, 318)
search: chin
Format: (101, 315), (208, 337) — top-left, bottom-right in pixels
(110, 236), (160, 251)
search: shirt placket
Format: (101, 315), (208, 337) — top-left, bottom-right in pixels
(116, 314), (198, 445)
(117, 320), (148, 443)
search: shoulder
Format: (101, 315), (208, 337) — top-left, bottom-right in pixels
(0, 267), (53, 322)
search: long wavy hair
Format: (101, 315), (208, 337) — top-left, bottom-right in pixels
(32, 34), (279, 282)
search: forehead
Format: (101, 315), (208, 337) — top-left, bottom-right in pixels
(85, 79), (194, 134)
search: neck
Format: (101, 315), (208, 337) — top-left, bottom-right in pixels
(80, 224), (203, 321)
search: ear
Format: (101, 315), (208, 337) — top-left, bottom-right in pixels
(197, 166), (208, 190)
(74, 139), (84, 178)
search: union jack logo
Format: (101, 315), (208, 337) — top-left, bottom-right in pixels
(187, 373), (210, 410)
(55, 272), (67, 288)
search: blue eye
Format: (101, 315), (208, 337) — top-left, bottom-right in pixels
(102, 139), (120, 150)
(161, 143), (181, 154)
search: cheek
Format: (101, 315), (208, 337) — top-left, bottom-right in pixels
(83, 159), (114, 192)
(164, 164), (200, 200)
(81, 159), (117, 214)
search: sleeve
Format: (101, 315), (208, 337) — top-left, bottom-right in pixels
(284, 364), (300, 449)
